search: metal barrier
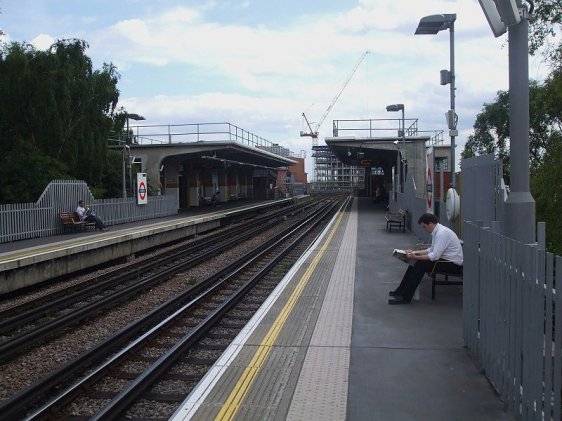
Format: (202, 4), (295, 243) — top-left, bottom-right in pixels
(125, 122), (278, 151)
(0, 180), (179, 243)
(463, 221), (561, 421)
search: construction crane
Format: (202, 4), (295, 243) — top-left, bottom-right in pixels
(300, 50), (370, 146)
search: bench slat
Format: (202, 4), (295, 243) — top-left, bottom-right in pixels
(59, 212), (95, 232)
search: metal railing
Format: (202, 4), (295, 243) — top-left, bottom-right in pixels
(463, 221), (561, 421)
(125, 122), (282, 152)
(331, 118), (445, 146)
(0, 180), (179, 243)
(422, 130), (445, 145)
(332, 118), (419, 138)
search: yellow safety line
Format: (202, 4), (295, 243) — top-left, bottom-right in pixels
(214, 205), (348, 421)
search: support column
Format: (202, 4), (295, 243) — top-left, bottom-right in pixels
(504, 4), (535, 243)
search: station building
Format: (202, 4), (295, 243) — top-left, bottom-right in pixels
(121, 123), (297, 209)
(320, 118), (450, 201)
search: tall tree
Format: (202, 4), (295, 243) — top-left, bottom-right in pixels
(462, 63), (562, 253)
(531, 133), (562, 253)
(461, 80), (553, 180)
(529, 0), (562, 67)
(0, 39), (122, 203)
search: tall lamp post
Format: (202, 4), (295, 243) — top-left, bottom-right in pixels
(386, 103), (405, 192)
(415, 13), (457, 189)
(122, 113), (145, 199)
(477, 0), (535, 243)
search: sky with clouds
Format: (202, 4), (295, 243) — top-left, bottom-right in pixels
(0, 0), (549, 177)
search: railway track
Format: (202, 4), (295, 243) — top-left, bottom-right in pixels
(0, 196), (348, 419)
(0, 200), (316, 320)
(0, 200), (320, 362)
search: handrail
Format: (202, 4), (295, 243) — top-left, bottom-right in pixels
(123, 122), (276, 149)
(332, 118), (444, 146)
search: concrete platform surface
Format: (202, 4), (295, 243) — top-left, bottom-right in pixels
(172, 197), (513, 420)
(349, 197), (512, 420)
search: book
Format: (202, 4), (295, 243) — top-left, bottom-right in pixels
(392, 249), (416, 266)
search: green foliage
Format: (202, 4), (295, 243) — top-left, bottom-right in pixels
(0, 139), (70, 203)
(0, 39), (122, 203)
(531, 134), (562, 254)
(92, 150), (123, 198)
(462, 91), (510, 176)
(461, 81), (554, 181)
(529, 0), (562, 67)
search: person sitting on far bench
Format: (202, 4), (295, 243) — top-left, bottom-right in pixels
(76, 199), (108, 231)
(388, 213), (462, 305)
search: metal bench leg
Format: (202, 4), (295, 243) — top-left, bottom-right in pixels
(431, 275), (436, 300)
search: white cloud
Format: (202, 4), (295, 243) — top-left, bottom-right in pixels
(105, 1), (508, 173)
(31, 33), (56, 50)
(6, 0), (551, 175)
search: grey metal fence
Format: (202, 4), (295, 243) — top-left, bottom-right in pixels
(0, 180), (179, 243)
(463, 221), (561, 421)
(461, 154), (505, 226)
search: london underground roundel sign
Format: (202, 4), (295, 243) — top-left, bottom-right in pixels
(426, 167), (433, 209)
(137, 173), (148, 205)
(139, 181), (146, 200)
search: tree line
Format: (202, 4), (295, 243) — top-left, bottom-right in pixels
(0, 39), (129, 203)
(462, 0), (562, 253)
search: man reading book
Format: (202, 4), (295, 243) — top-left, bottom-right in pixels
(76, 199), (108, 231)
(389, 213), (463, 305)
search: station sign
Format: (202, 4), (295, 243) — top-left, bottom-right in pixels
(137, 173), (148, 205)
(425, 148), (434, 213)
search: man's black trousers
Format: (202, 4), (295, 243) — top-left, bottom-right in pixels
(394, 260), (462, 301)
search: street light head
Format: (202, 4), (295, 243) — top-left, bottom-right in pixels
(386, 104), (404, 112)
(415, 14), (456, 35)
(125, 113), (146, 121)
(477, 0), (521, 38)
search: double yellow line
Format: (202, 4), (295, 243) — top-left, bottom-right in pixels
(214, 205), (347, 421)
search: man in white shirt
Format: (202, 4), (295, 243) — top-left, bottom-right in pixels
(389, 213), (463, 305)
(76, 199), (108, 231)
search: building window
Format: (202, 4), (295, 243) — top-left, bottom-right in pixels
(435, 157), (448, 171)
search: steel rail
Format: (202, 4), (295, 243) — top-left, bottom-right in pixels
(58, 197), (345, 420)
(0, 214), (279, 335)
(0, 202), (319, 362)
(0, 198), (338, 419)
(0, 200), (314, 329)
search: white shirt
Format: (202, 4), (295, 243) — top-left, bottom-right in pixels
(76, 205), (86, 221)
(426, 223), (463, 265)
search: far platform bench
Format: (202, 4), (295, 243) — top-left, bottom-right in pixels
(59, 212), (95, 232)
(385, 209), (407, 232)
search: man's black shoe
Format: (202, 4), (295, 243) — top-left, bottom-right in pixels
(388, 297), (411, 305)
(389, 290), (401, 297)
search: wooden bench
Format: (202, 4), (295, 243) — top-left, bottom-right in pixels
(59, 212), (95, 232)
(428, 262), (463, 300)
(385, 209), (407, 232)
